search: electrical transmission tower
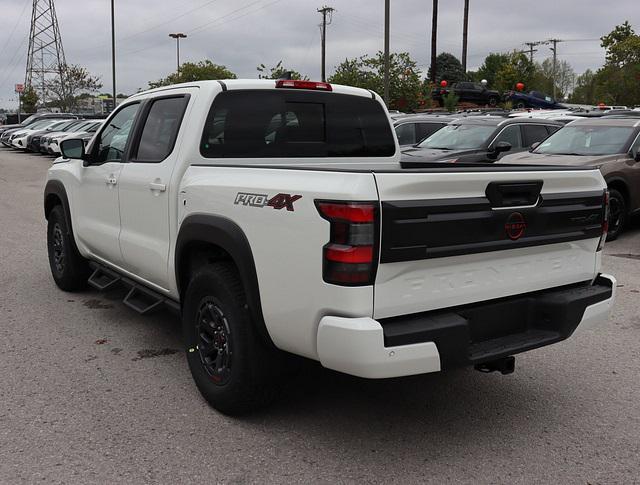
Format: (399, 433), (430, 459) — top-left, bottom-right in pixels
(24, 0), (67, 109)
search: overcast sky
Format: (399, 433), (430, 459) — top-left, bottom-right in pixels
(0, 0), (634, 109)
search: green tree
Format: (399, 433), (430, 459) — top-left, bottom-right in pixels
(47, 64), (102, 112)
(476, 53), (510, 88)
(494, 51), (536, 93)
(329, 52), (422, 110)
(427, 52), (466, 84)
(593, 22), (640, 105)
(257, 60), (307, 80)
(600, 21), (639, 66)
(149, 59), (236, 88)
(21, 86), (39, 112)
(569, 69), (598, 104)
(534, 59), (575, 99)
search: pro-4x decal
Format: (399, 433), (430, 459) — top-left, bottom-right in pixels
(235, 192), (302, 212)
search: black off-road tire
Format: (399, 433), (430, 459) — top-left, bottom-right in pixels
(488, 96), (499, 107)
(46, 205), (90, 291)
(606, 188), (627, 241)
(182, 262), (284, 415)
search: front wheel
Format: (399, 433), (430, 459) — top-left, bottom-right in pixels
(606, 189), (627, 241)
(488, 97), (499, 107)
(182, 262), (283, 415)
(47, 205), (90, 291)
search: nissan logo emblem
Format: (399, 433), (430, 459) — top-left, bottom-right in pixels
(505, 212), (527, 240)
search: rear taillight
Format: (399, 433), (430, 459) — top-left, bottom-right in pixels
(598, 190), (609, 251)
(275, 80), (332, 91)
(316, 201), (379, 286)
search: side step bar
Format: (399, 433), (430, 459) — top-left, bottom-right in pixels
(88, 266), (121, 291)
(88, 262), (180, 316)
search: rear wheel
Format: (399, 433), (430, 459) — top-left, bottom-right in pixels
(488, 96), (499, 107)
(606, 188), (626, 241)
(182, 262), (283, 415)
(46, 205), (90, 291)
(515, 100), (527, 109)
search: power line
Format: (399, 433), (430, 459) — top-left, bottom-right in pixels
(72, 0), (223, 55)
(0, 0), (31, 61)
(118, 0), (283, 57)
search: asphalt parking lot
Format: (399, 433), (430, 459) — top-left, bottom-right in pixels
(0, 147), (639, 484)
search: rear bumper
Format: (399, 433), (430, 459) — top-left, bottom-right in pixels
(317, 274), (615, 378)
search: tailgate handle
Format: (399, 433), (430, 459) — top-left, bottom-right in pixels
(485, 181), (543, 208)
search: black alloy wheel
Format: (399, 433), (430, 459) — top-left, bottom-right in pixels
(196, 298), (233, 385)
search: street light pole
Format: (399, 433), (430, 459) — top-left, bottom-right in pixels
(169, 33), (187, 75)
(111, 0), (116, 111)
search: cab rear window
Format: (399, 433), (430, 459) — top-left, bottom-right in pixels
(200, 90), (395, 158)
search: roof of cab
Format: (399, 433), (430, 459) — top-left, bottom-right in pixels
(131, 79), (377, 100)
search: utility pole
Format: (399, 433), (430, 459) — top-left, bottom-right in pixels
(430, 0), (438, 83)
(111, 0), (116, 111)
(383, 0), (390, 105)
(169, 33), (187, 75)
(523, 41), (540, 63)
(461, 0), (469, 73)
(317, 6), (334, 82)
(548, 39), (561, 99)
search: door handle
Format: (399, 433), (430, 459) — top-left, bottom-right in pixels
(106, 176), (117, 186)
(149, 182), (167, 192)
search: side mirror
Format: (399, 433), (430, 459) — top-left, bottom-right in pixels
(492, 141), (512, 154)
(530, 141), (541, 152)
(60, 138), (85, 160)
(632, 148), (640, 162)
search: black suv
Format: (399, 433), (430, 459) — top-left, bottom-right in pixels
(432, 82), (501, 107)
(393, 114), (459, 146)
(401, 117), (562, 165)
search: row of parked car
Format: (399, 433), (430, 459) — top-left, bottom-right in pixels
(431, 80), (639, 110)
(0, 113), (103, 156)
(392, 108), (640, 240)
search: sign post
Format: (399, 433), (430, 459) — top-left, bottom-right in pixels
(15, 84), (24, 123)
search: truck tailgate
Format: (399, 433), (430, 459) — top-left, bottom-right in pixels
(373, 168), (606, 319)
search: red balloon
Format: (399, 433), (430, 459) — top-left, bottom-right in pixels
(440, 80), (448, 87)
(516, 82), (525, 91)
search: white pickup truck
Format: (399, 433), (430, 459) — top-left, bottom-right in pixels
(45, 79), (616, 414)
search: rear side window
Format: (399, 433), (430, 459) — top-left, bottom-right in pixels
(416, 122), (445, 143)
(135, 96), (188, 162)
(494, 125), (523, 148)
(395, 123), (416, 145)
(522, 124), (550, 147)
(200, 90), (395, 158)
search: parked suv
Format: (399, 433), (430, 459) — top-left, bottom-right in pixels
(402, 117), (562, 164)
(432, 82), (501, 107)
(45, 79), (615, 414)
(393, 114), (456, 146)
(499, 118), (640, 239)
